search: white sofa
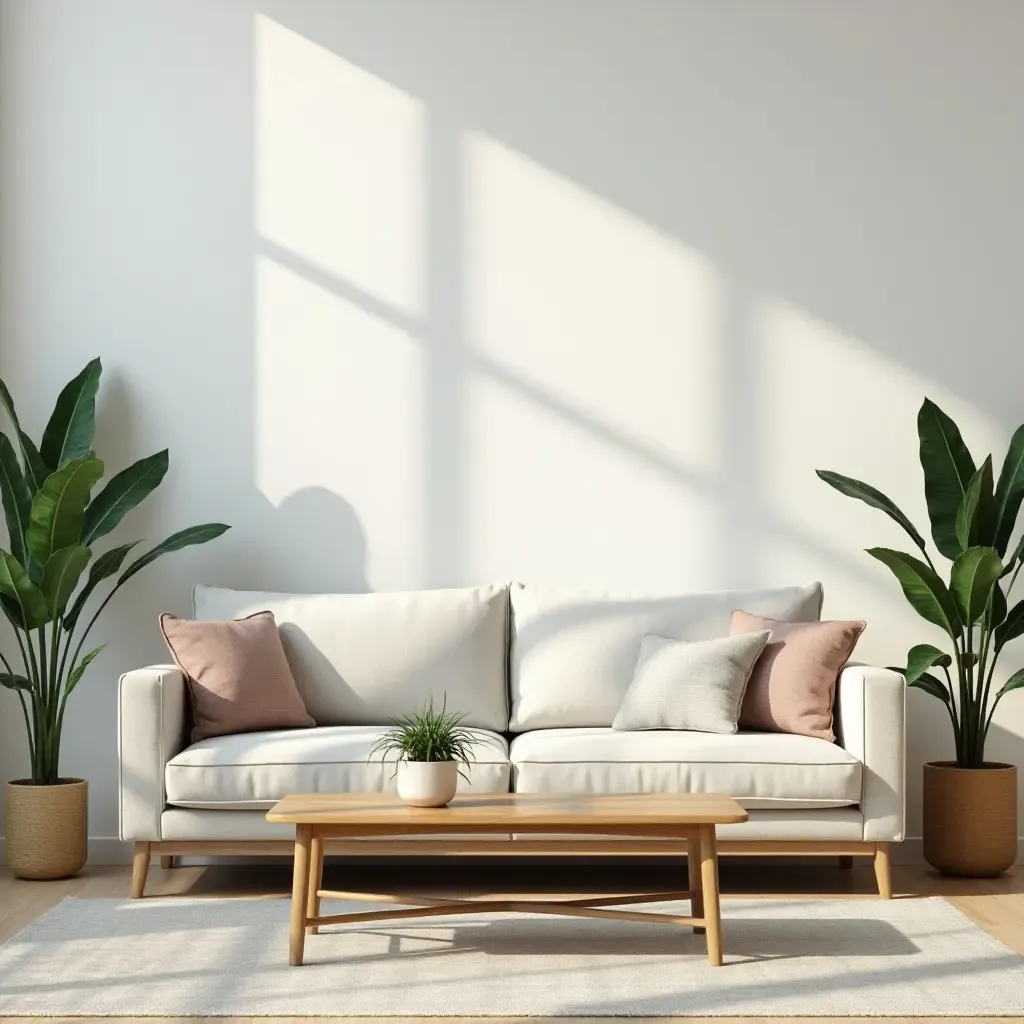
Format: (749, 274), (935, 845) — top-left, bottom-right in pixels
(118, 581), (905, 897)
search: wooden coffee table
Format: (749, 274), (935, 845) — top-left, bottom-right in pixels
(267, 792), (747, 967)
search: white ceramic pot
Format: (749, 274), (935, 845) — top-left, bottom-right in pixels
(396, 760), (459, 807)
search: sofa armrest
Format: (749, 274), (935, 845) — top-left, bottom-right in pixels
(117, 665), (188, 841)
(834, 664), (906, 842)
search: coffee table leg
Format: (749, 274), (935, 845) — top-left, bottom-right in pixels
(289, 824), (312, 966)
(687, 834), (705, 935)
(306, 834), (324, 935)
(698, 823), (722, 966)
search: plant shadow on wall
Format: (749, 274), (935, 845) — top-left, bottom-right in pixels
(820, 399), (1024, 877)
(239, 486), (369, 595)
(0, 359), (230, 879)
(251, 1), (1021, 593)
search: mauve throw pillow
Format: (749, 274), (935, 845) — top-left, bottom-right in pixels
(731, 611), (866, 742)
(160, 610), (315, 742)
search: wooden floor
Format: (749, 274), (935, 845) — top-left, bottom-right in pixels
(1, 857), (1022, 1023)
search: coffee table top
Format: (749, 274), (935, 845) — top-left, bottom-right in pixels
(266, 792), (747, 826)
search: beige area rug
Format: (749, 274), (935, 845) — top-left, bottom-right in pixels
(0, 896), (1022, 1017)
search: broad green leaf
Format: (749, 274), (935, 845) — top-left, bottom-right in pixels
(996, 667), (1024, 701)
(918, 398), (978, 559)
(117, 523), (231, 587)
(955, 456), (995, 551)
(0, 593), (26, 628)
(26, 456), (104, 566)
(83, 450), (168, 545)
(909, 672), (952, 703)
(995, 600), (1024, 651)
(867, 547), (960, 636)
(62, 540), (139, 632)
(905, 643), (952, 684)
(950, 546), (1003, 626)
(815, 470), (927, 551)
(0, 672), (31, 692)
(19, 436), (48, 494)
(988, 575), (1007, 627)
(40, 358), (102, 469)
(1002, 531), (1024, 577)
(987, 584), (1008, 662)
(994, 424), (1024, 556)
(64, 643), (105, 697)
(0, 549), (49, 629)
(0, 432), (33, 567)
(40, 545), (92, 617)
(0, 376), (49, 491)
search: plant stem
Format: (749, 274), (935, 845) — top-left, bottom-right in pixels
(979, 654), (1001, 751)
(22, 622), (40, 687)
(966, 626), (979, 767)
(2, 640), (36, 766)
(975, 594), (999, 765)
(920, 549), (941, 576)
(952, 639), (969, 766)
(57, 616), (74, 696)
(984, 690), (1006, 737)
(941, 664), (962, 752)
(66, 585), (119, 686)
(49, 616), (65, 778)
(16, 626), (47, 781)
(37, 624), (48, 703)
(49, 615), (60, 708)
(1006, 559), (1023, 599)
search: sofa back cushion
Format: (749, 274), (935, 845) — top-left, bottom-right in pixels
(193, 584), (509, 731)
(508, 582), (823, 731)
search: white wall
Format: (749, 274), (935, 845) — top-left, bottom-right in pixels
(2, 0), (1023, 860)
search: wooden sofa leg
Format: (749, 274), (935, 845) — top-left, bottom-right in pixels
(873, 842), (892, 899)
(132, 842), (151, 899)
(838, 855), (854, 870)
(160, 855), (175, 870)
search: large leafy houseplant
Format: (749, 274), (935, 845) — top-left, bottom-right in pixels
(0, 359), (230, 785)
(818, 399), (1024, 770)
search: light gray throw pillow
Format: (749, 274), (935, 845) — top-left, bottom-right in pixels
(612, 630), (771, 734)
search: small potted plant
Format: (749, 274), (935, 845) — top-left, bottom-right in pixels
(371, 696), (475, 807)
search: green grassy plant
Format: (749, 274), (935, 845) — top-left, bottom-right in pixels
(370, 696), (476, 781)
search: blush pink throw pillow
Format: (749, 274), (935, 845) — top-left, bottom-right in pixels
(730, 610), (866, 742)
(160, 610), (315, 742)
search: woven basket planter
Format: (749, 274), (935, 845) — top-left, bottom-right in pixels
(923, 762), (1017, 877)
(5, 779), (88, 880)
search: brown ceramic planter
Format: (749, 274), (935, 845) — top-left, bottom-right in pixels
(5, 779), (88, 880)
(923, 762), (1017, 877)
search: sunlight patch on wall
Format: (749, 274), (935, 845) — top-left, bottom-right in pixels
(463, 133), (722, 476)
(464, 374), (718, 591)
(755, 298), (1004, 655)
(254, 255), (424, 588)
(255, 15), (424, 314)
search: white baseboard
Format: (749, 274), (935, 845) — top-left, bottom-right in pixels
(894, 839), (926, 865)
(2, 836), (1021, 867)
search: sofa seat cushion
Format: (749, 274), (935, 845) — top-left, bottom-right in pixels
(165, 726), (510, 809)
(509, 728), (861, 809)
